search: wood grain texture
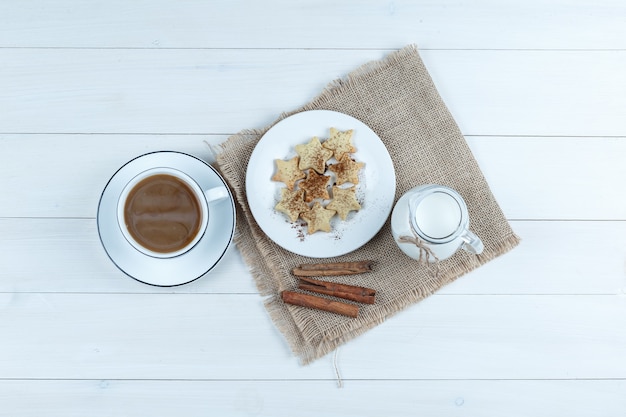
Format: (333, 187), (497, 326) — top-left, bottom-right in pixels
(1, 50), (626, 136)
(0, 219), (624, 295)
(0, 380), (624, 417)
(0, 136), (623, 219)
(0, 293), (624, 380)
(1, 0), (625, 49)
(1, 1), (625, 415)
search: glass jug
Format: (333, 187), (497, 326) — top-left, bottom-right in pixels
(391, 184), (484, 262)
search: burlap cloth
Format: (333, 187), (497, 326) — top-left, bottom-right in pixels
(216, 45), (520, 364)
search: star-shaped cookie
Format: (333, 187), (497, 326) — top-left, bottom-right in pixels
(299, 170), (331, 202)
(327, 186), (361, 220)
(271, 156), (306, 190)
(275, 188), (309, 222)
(301, 202), (336, 234)
(322, 128), (356, 160)
(328, 154), (365, 185)
(294, 136), (333, 174)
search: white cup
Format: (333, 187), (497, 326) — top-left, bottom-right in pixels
(117, 167), (228, 258)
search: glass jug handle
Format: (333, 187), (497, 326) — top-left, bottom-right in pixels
(460, 230), (484, 255)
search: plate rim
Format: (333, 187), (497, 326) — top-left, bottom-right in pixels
(245, 109), (396, 258)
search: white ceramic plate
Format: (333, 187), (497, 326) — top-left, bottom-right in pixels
(97, 151), (236, 286)
(246, 110), (396, 258)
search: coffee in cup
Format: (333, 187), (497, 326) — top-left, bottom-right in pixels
(117, 167), (228, 258)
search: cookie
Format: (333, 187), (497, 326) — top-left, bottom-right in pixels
(271, 156), (306, 190)
(326, 186), (361, 220)
(322, 128), (356, 160)
(301, 202), (336, 234)
(295, 136), (333, 174)
(299, 170), (331, 202)
(275, 188), (309, 222)
(328, 154), (364, 185)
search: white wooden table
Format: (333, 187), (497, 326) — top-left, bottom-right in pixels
(1, 1), (625, 415)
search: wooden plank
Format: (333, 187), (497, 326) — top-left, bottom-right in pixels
(0, 293), (624, 380)
(1, 49), (626, 136)
(0, 216), (254, 293)
(443, 220), (626, 295)
(1, 0), (625, 50)
(0, 134), (216, 218)
(0, 218), (624, 295)
(466, 137), (626, 220)
(0, 379), (624, 417)
(0, 135), (623, 219)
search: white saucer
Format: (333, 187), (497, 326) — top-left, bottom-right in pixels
(97, 151), (236, 286)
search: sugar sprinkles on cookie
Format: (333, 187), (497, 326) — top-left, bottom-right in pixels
(271, 127), (364, 235)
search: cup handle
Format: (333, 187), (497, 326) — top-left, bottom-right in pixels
(460, 230), (484, 255)
(204, 185), (229, 203)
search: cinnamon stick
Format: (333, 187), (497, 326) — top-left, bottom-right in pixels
(292, 261), (373, 277)
(298, 277), (376, 304)
(281, 290), (359, 318)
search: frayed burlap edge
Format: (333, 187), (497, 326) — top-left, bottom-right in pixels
(266, 232), (521, 364)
